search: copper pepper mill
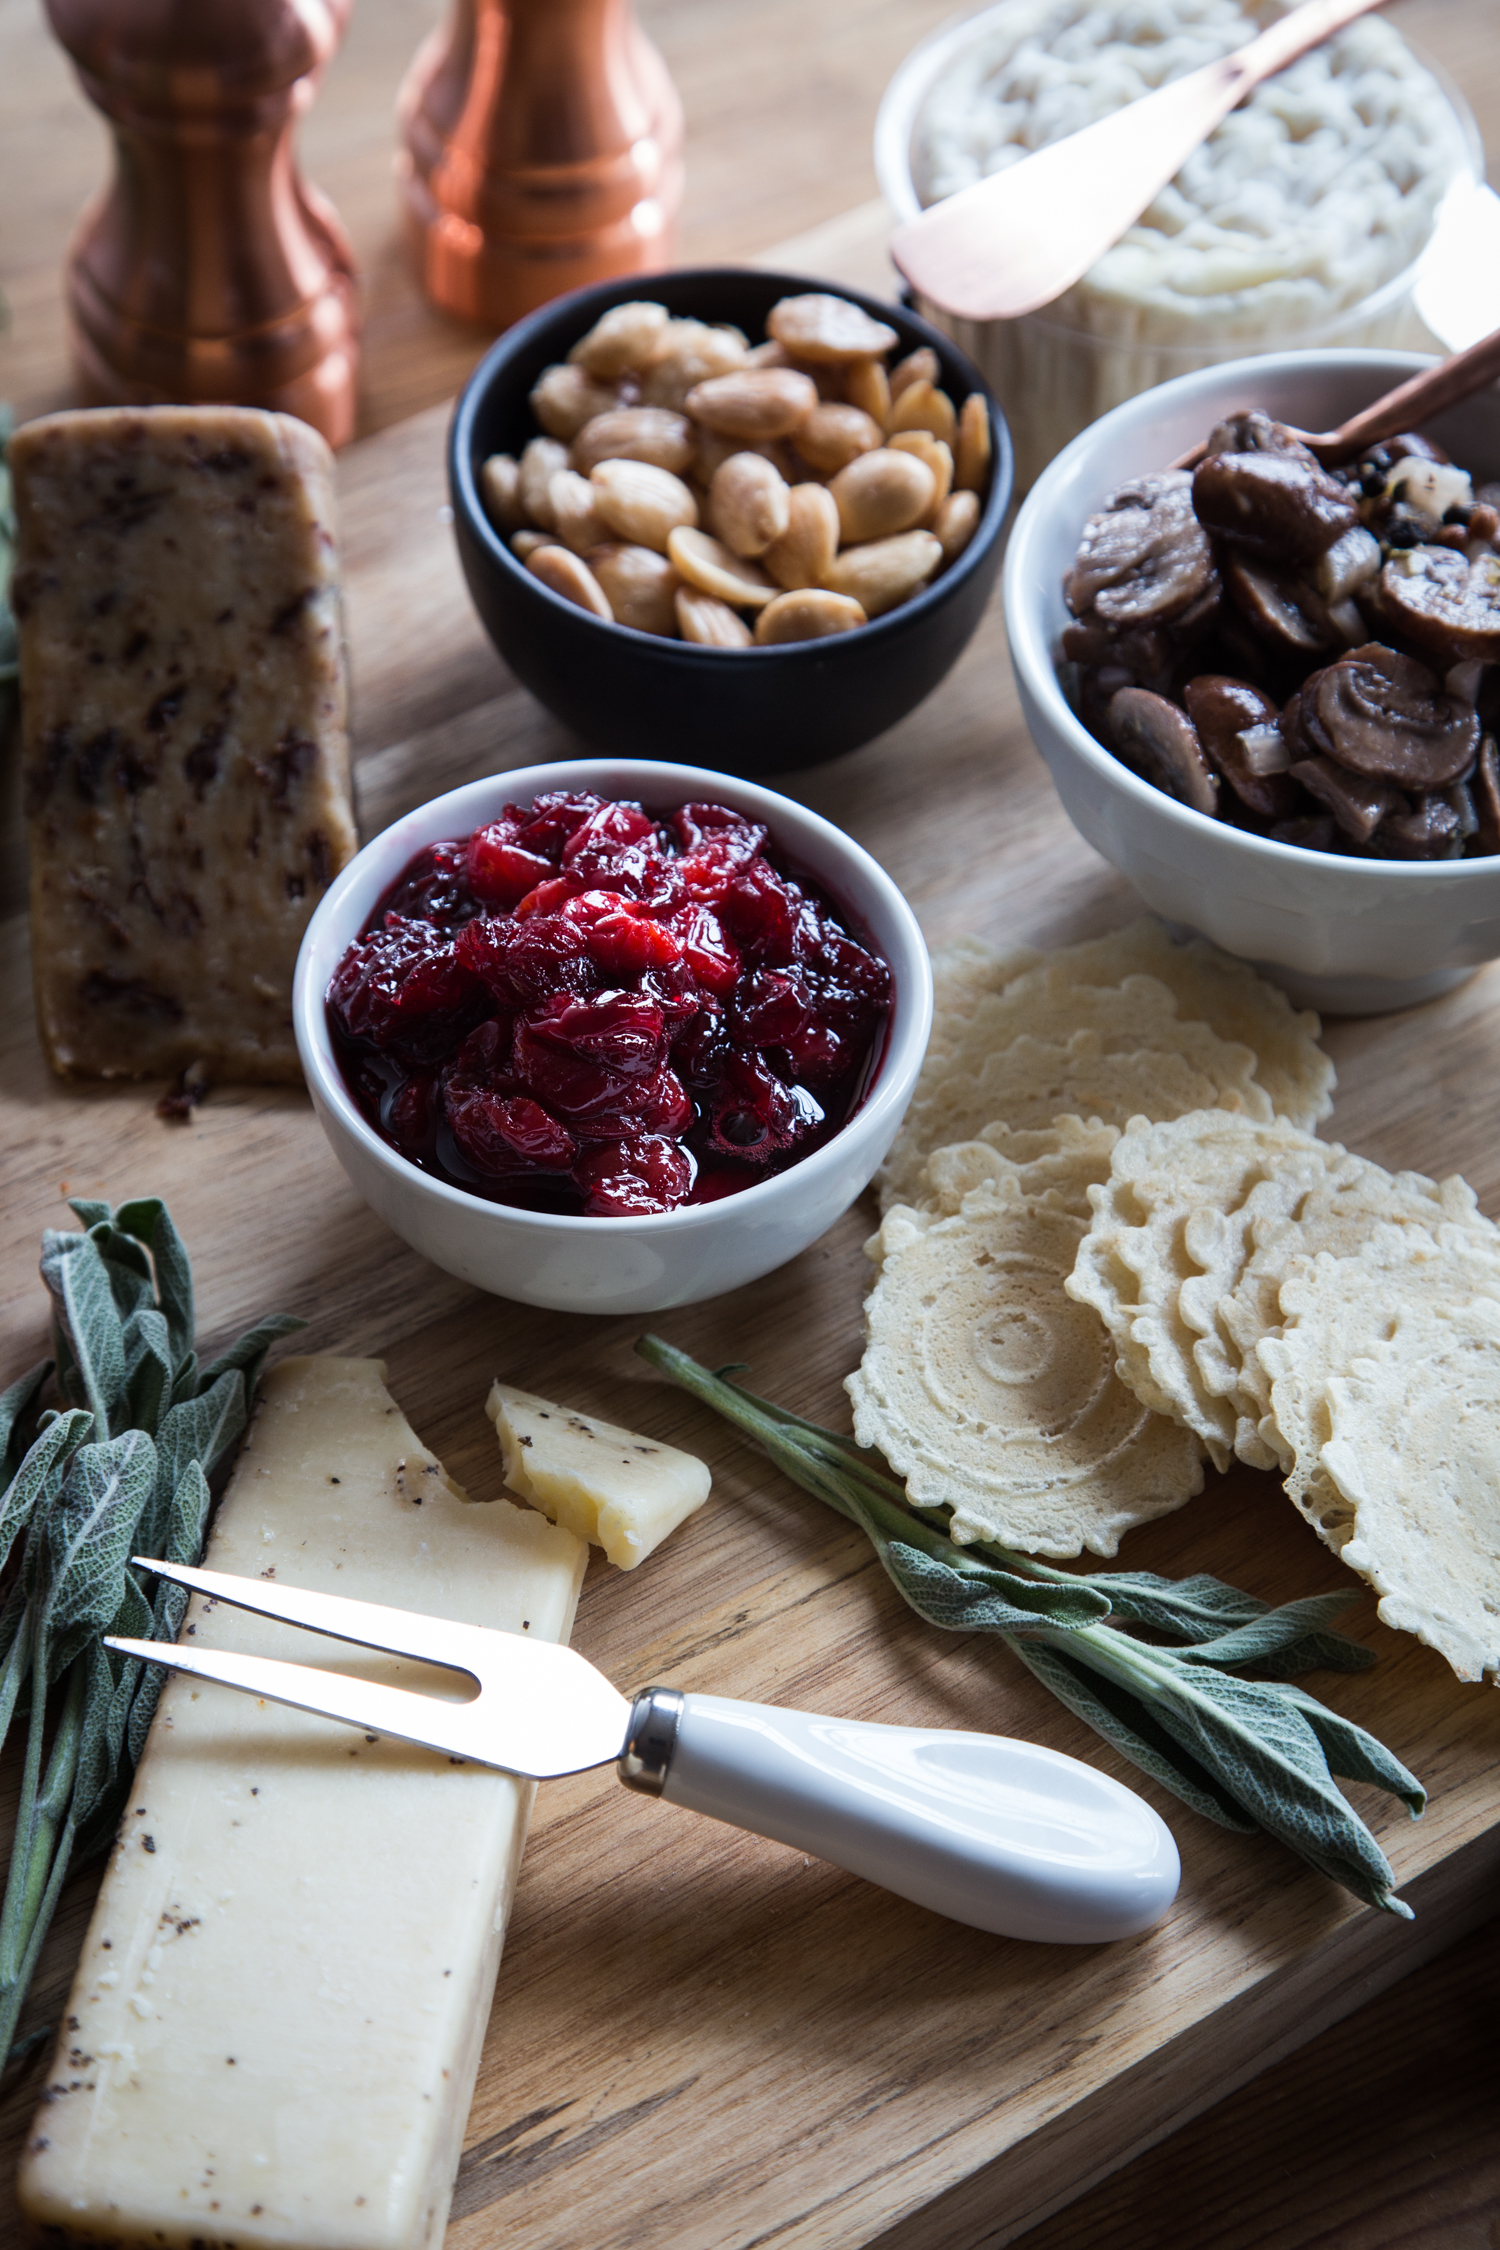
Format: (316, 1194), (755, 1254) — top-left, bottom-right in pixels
(45, 0), (360, 448)
(398, 0), (684, 330)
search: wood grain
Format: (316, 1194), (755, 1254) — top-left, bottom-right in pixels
(1, 4), (1499, 2247)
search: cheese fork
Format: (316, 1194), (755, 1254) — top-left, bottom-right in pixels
(108, 1557), (1180, 1946)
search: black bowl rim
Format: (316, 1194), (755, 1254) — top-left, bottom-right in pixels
(447, 263), (1014, 663)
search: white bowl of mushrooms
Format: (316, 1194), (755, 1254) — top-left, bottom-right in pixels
(1004, 349), (1500, 1015)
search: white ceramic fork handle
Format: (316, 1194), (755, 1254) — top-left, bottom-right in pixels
(642, 1692), (1179, 1944)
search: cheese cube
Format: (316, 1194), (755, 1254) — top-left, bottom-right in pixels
(487, 1379), (711, 1568)
(10, 406), (358, 1083)
(18, 1356), (587, 2250)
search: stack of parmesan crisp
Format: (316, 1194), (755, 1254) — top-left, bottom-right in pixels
(853, 920), (1500, 1687)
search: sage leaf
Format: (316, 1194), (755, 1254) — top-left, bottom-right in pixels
(880, 1537), (1110, 1634)
(0, 1409), (93, 1582)
(36, 1431), (157, 1681)
(0, 1360), (51, 1483)
(81, 1224), (156, 1326)
(65, 1200), (112, 1232)
(1269, 1681), (1426, 1816)
(1012, 1637), (1257, 1832)
(41, 1234), (125, 1434)
(112, 1200), (194, 1373)
(121, 1308), (173, 1438)
(1177, 1590), (1366, 1672)
(197, 1311), (306, 1401)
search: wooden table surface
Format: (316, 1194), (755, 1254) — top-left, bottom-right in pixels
(3, 5), (1500, 2248)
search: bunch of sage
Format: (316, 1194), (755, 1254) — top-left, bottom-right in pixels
(0, 1197), (303, 2063)
(636, 1335), (1425, 1918)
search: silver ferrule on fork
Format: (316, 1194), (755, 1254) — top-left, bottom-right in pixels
(618, 1685), (684, 1795)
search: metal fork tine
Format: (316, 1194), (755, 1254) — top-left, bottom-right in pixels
(104, 1635), (501, 1768)
(133, 1557), (494, 1678)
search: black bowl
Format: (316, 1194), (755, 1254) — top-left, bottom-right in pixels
(448, 265), (1012, 776)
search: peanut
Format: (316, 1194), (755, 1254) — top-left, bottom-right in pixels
(641, 320), (749, 410)
(830, 448), (937, 544)
(845, 356), (891, 426)
(526, 544), (614, 620)
(754, 589), (867, 644)
(889, 346), (940, 402)
(796, 402), (883, 477)
(587, 543), (680, 636)
(530, 362), (618, 440)
(676, 588), (754, 647)
(933, 489), (981, 568)
(822, 530), (942, 617)
(590, 458), (698, 552)
(480, 453), (525, 534)
(685, 369), (818, 441)
(955, 393), (992, 494)
(548, 469), (606, 555)
(889, 431), (953, 522)
(568, 300), (670, 379)
(761, 483), (840, 590)
(571, 407), (694, 476)
(519, 436), (569, 530)
(710, 453), (791, 559)
(768, 292), (899, 365)
(666, 526), (777, 610)
(887, 379), (956, 447)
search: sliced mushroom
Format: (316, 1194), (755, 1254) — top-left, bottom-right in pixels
(1193, 450), (1359, 564)
(1201, 411), (1317, 463)
(1065, 473), (1216, 630)
(1269, 813), (1343, 855)
(1301, 643), (1480, 789)
(1375, 793), (1465, 860)
(1289, 754), (1402, 844)
(1225, 554), (1335, 654)
(1183, 675), (1301, 824)
(1377, 545), (1500, 664)
(1107, 687), (1219, 816)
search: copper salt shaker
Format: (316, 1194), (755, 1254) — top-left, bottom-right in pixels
(45, 0), (360, 448)
(398, 0), (684, 330)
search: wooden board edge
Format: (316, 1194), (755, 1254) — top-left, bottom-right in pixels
(862, 1819), (1500, 2250)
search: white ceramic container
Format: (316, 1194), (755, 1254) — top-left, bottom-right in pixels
(293, 759), (933, 1313)
(875, 4), (1483, 492)
(1004, 349), (1500, 1016)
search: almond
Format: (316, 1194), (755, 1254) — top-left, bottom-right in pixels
(955, 393), (993, 494)
(796, 403), (883, 477)
(568, 300), (670, 379)
(830, 448), (937, 544)
(823, 530), (942, 617)
(526, 545), (614, 620)
(710, 453), (791, 559)
(571, 407), (694, 476)
(761, 483), (840, 591)
(767, 293), (899, 365)
(684, 369), (819, 441)
(754, 589), (868, 643)
(887, 378), (957, 447)
(530, 362), (619, 440)
(587, 543), (680, 636)
(589, 459), (698, 552)
(676, 588), (754, 647)
(666, 526), (778, 610)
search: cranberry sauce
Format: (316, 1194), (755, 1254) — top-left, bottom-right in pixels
(327, 792), (892, 1217)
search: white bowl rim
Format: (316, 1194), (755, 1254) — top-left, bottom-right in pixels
(1005, 345), (1500, 887)
(293, 757), (934, 1235)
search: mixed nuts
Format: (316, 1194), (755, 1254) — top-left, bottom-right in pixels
(480, 292), (992, 647)
(1063, 410), (1500, 860)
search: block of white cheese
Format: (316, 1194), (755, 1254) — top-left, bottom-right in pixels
(487, 1379), (711, 1569)
(10, 405), (358, 1083)
(18, 1356), (586, 2250)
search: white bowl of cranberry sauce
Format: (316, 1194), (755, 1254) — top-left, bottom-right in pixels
(1005, 351), (1500, 1015)
(293, 760), (932, 1314)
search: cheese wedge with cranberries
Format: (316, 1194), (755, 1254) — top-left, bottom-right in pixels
(18, 1356), (586, 2250)
(487, 1379), (711, 1568)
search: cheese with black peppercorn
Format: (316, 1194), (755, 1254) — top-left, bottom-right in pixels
(18, 1356), (587, 2250)
(10, 405), (358, 1082)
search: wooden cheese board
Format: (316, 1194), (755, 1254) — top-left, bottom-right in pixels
(2, 338), (1500, 2250)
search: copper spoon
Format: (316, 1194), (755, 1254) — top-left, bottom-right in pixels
(1171, 320), (1500, 471)
(891, 0), (1389, 322)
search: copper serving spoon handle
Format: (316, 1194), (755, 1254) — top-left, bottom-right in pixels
(892, 0), (1389, 322)
(1171, 320), (1500, 471)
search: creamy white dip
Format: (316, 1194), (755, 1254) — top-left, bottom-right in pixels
(912, 0), (1465, 341)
